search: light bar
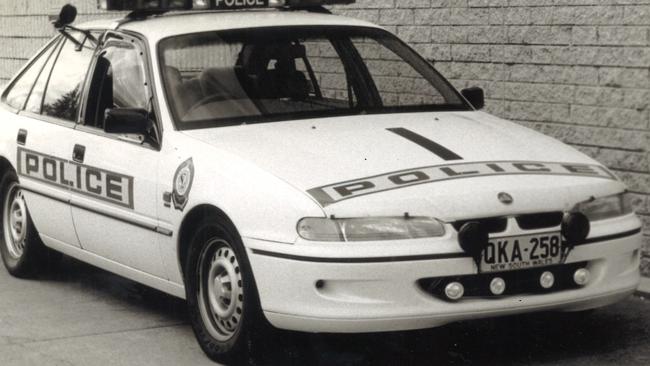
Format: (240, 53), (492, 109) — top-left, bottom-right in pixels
(99, 0), (191, 10)
(98, 0), (354, 11)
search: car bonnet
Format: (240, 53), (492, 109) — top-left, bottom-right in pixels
(182, 111), (621, 219)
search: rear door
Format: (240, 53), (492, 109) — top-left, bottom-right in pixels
(4, 31), (96, 248)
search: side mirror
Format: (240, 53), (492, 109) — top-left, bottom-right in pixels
(104, 108), (152, 135)
(52, 4), (77, 29)
(461, 87), (485, 110)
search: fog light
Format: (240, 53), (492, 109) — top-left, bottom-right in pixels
(445, 282), (464, 300)
(540, 271), (555, 289)
(490, 277), (506, 295)
(573, 268), (590, 286)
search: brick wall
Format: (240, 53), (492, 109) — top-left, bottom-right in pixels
(1, 0), (649, 272)
(334, 0), (650, 273)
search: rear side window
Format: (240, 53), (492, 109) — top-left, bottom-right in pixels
(3, 38), (59, 110)
(42, 31), (95, 122)
(25, 40), (62, 114)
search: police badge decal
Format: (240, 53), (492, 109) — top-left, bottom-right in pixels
(172, 158), (194, 211)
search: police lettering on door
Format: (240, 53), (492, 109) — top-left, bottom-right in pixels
(17, 148), (134, 209)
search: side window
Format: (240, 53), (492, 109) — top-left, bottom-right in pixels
(2, 38), (59, 110)
(85, 40), (151, 129)
(42, 31), (95, 121)
(25, 40), (62, 114)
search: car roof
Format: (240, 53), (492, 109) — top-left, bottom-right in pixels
(78, 10), (381, 43)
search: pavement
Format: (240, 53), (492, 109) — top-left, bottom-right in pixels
(636, 277), (650, 296)
(1, 257), (650, 366)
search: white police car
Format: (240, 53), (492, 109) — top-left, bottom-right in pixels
(0, 0), (642, 363)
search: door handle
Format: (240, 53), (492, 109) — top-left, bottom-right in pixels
(17, 129), (27, 145)
(72, 144), (86, 163)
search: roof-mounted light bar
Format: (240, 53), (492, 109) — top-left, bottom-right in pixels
(98, 0), (354, 11)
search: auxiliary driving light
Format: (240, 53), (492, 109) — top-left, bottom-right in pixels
(562, 212), (590, 246)
(445, 282), (464, 301)
(457, 222), (489, 262)
(573, 268), (591, 286)
(540, 271), (555, 289)
(490, 277), (506, 295)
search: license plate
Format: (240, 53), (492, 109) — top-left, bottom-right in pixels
(480, 232), (562, 273)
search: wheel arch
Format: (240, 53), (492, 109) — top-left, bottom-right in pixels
(177, 203), (240, 281)
(0, 156), (18, 199)
(0, 156), (15, 179)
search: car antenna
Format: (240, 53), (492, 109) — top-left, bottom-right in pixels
(50, 4), (98, 51)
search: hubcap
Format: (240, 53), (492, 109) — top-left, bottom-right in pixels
(197, 239), (244, 341)
(4, 184), (27, 258)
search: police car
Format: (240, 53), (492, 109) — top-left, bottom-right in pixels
(0, 0), (642, 363)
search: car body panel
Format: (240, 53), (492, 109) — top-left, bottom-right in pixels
(181, 111), (625, 220)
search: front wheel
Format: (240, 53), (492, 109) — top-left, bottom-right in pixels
(0, 171), (60, 277)
(185, 216), (268, 364)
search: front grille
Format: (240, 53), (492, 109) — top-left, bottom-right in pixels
(418, 262), (588, 300)
(516, 212), (563, 230)
(452, 217), (507, 234)
(452, 212), (564, 234)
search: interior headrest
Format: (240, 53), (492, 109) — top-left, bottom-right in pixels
(269, 44), (306, 60)
(258, 70), (309, 101)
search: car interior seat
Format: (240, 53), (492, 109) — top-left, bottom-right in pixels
(256, 44), (310, 101)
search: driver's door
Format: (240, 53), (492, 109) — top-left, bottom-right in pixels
(68, 33), (166, 278)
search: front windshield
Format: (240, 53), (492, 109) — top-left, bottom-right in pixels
(159, 26), (469, 129)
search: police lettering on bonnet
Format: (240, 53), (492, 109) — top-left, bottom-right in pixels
(308, 160), (617, 206)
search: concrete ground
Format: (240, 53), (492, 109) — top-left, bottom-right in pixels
(1, 257), (650, 366)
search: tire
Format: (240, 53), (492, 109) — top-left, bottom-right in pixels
(185, 214), (268, 365)
(0, 170), (60, 278)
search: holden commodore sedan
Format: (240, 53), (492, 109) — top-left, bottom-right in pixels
(0, 0), (642, 363)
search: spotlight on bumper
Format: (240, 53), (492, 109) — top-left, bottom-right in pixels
(490, 277), (506, 295)
(540, 271), (555, 289)
(457, 222), (489, 262)
(573, 268), (591, 286)
(445, 282), (464, 301)
(562, 212), (590, 246)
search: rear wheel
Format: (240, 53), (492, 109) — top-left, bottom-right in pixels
(185, 215), (268, 364)
(0, 171), (60, 277)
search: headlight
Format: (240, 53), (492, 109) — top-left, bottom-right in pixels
(574, 192), (634, 221)
(297, 217), (446, 242)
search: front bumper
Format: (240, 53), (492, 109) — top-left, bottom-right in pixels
(245, 217), (642, 333)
